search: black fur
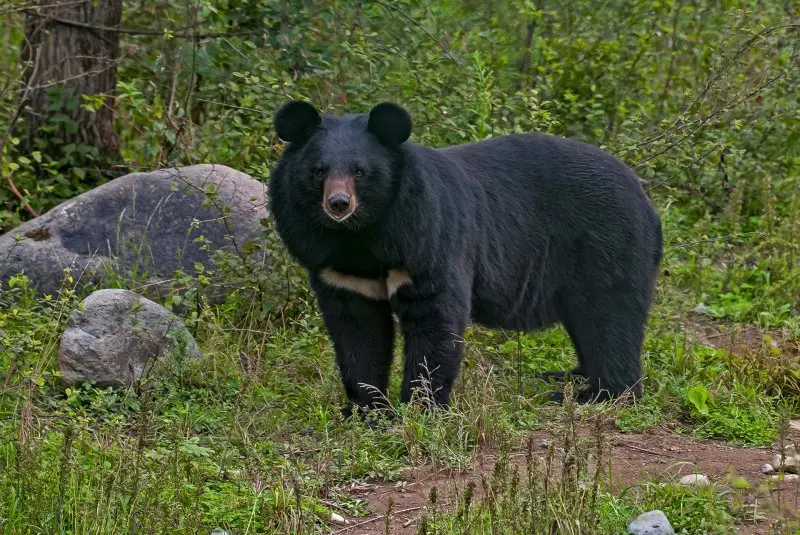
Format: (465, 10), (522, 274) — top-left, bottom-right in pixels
(268, 101), (662, 411)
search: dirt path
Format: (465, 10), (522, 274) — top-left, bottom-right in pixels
(332, 425), (800, 535)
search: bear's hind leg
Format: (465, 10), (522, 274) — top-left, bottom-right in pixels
(558, 288), (648, 403)
(539, 319), (586, 395)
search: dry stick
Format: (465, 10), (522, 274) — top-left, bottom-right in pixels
(328, 506), (424, 535)
(17, 60), (120, 93)
(4, 172), (37, 217)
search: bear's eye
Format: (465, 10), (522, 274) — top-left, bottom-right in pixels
(354, 169), (364, 178)
(314, 168), (326, 178)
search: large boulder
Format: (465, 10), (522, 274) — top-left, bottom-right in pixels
(58, 289), (201, 387)
(0, 164), (268, 296)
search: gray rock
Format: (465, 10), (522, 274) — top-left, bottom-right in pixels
(628, 510), (675, 535)
(0, 164), (268, 297)
(58, 289), (201, 387)
(762, 463), (775, 475)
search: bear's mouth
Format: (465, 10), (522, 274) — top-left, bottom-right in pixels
(322, 174), (359, 222)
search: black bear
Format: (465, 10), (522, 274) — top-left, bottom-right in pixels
(268, 101), (662, 412)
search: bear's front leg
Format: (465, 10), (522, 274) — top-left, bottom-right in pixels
(311, 277), (395, 415)
(395, 289), (470, 407)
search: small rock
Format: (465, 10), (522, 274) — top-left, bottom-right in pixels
(772, 453), (784, 469)
(678, 473), (710, 486)
(692, 303), (711, 314)
(58, 289), (201, 387)
(771, 473), (800, 482)
(772, 453), (800, 473)
(789, 420), (800, 431)
(210, 531), (229, 535)
(789, 455), (800, 473)
(628, 510), (675, 535)
(330, 513), (347, 524)
(762, 463), (775, 475)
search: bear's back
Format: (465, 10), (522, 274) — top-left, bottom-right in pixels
(430, 133), (661, 330)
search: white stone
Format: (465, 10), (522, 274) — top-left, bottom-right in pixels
(678, 473), (710, 486)
(762, 463), (775, 475)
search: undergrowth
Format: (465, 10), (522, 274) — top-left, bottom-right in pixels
(1, 1), (799, 533)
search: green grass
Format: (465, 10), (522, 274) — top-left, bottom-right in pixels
(1, 215), (798, 533)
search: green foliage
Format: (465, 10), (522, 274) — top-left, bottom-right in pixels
(682, 384), (779, 446)
(2, 0), (800, 532)
(686, 385), (711, 416)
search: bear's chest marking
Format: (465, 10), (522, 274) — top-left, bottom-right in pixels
(320, 268), (412, 301)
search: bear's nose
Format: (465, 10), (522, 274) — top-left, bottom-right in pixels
(327, 194), (351, 215)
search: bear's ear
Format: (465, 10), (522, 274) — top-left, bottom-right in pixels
(274, 101), (321, 143)
(367, 103), (412, 146)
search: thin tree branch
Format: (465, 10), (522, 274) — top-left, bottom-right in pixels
(24, 11), (250, 38)
(625, 20), (800, 153)
(17, 58), (121, 92)
(634, 67), (787, 167)
(5, 171), (38, 217)
(0, 0), (86, 16)
(373, 0), (462, 72)
(194, 99), (269, 116)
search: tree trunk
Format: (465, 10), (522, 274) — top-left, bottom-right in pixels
(21, 0), (122, 160)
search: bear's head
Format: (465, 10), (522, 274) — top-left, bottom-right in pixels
(272, 101), (412, 231)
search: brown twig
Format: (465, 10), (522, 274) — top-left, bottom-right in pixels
(5, 171), (39, 217)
